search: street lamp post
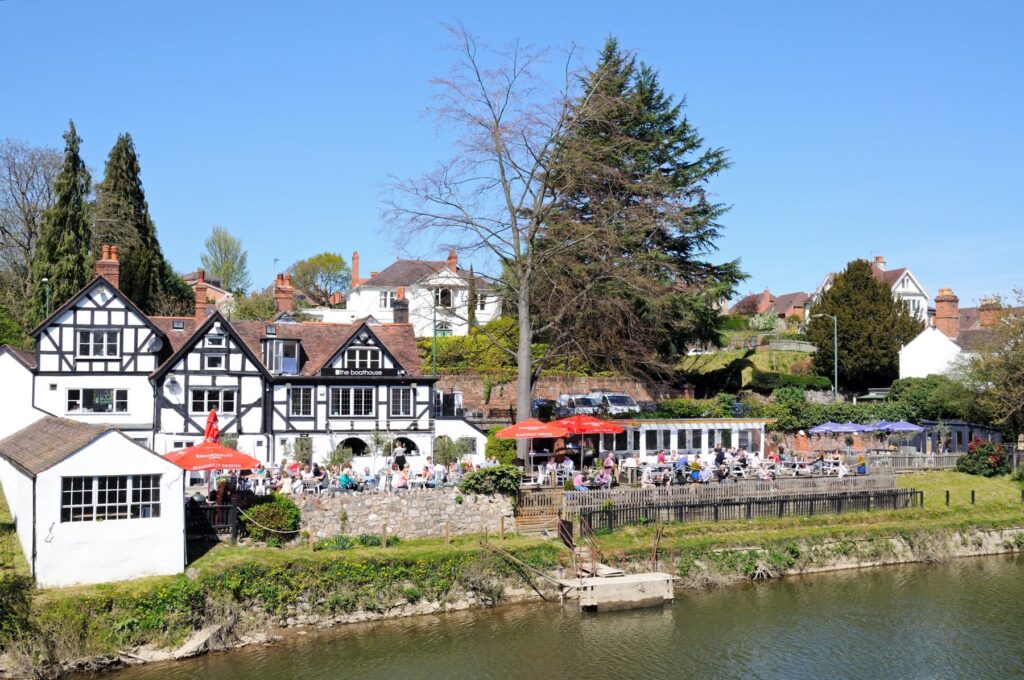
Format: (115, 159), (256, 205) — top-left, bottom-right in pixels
(813, 313), (838, 402)
(432, 302), (438, 377)
(41, 277), (51, 317)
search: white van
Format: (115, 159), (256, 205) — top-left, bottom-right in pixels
(588, 391), (640, 415)
(558, 394), (602, 415)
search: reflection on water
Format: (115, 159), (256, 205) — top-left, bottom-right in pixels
(111, 556), (1024, 680)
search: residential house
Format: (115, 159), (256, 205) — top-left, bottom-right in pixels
(813, 256), (929, 323)
(183, 269), (234, 311)
(898, 288), (1009, 378)
(730, 289), (810, 320)
(304, 250), (500, 337)
(0, 417), (185, 587)
(0, 247), (486, 468)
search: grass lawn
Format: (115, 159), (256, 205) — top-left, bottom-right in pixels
(0, 485), (30, 577)
(591, 471), (1024, 555)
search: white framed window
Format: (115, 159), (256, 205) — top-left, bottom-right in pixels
(391, 387), (413, 417)
(476, 294), (487, 311)
(60, 474), (161, 522)
(344, 348), (381, 369)
(190, 389), (236, 414)
(206, 335), (225, 347)
(329, 387), (374, 417)
(289, 387), (313, 417)
(268, 340), (299, 374)
(76, 329), (120, 358)
(203, 353), (226, 370)
(433, 287), (453, 308)
(66, 388), (128, 414)
(435, 322), (453, 337)
(379, 290), (396, 309)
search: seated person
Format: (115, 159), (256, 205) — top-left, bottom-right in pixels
(699, 464), (713, 484)
(573, 473), (587, 492)
(856, 454), (867, 475)
(714, 464), (731, 483)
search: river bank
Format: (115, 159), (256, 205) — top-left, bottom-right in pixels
(2, 471), (1023, 677)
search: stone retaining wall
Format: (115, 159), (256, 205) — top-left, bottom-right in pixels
(299, 488), (516, 540)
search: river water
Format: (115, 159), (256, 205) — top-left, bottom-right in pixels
(114, 556), (1024, 680)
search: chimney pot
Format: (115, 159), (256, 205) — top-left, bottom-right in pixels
(396, 286), (405, 301)
(979, 297), (1001, 328)
(110, 245), (119, 260)
(102, 244), (110, 260)
(284, 273), (292, 287)
(370, 271), (378, 278)
(93, 243), (120, 289)
(873, 255), (886, 271)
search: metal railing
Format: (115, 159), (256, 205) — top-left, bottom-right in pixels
(581, 488), (923, 535)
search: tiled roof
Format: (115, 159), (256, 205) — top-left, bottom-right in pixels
(360, 260), (488, 289)
(874, 267), (907, 286)
(956, 328), (996, 353)
(0, 345), (36, 369)
(150, 317), (200, 353)
(182, 270), (224, 288)
(0, 416), (111, 477)
(770, 292), (809, 315)
(730, 292), (766, 314)
(152, 316), (423, 378)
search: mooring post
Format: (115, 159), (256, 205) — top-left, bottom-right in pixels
(382, 522), (388, 548)
(229, 504), (239, 544)
(971, 490), (976, 505)
(945, 490), (950, 507)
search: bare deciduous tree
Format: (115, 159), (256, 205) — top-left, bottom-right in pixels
(0, 139), (62, 330)
(385, 24), (604, 426)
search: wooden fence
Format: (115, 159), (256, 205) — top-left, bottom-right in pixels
(186, 501), (238, 540)
(517, 473), (898, 518)
(580, 488), (923, 534)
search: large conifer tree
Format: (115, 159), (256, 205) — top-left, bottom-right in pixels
(808, 259), (923, 394)
(93, 133), (160, 309)
(538, 38), (744, 375)
(30, 121), (92, 324)
(93, 133), (191, 313)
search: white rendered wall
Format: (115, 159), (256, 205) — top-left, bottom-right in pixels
(33, 432), (185, 588)
(899, 327), (963, 379)
(0, 353), (43, 439)
(33, 374), (153, 426)
(0, 456), (34, 566)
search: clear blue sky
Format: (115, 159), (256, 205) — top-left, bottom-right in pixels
(2, 0), (1021, 306)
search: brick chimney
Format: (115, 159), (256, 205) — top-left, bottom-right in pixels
(351, 251), (360, 286)
(446, 248), (458, 272)
(392, 286), (409, 324)
(933, 288), (959, 338)
(369, 271), (378, 279)
(759, 288), (772, 314)
(872, 255), (886, 272)
(273, 273), (294, 313)
(94, 244), (120, 288)
(194, 269), (209, 322)
(979, 297), (1001, 328)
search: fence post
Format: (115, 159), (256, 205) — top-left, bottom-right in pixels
(746, 501), (752, 520)
(229, 504), (239, 544)
(945, 490), (950, 507)
(971, 490), (975, 505)
(713, 504), (719, 522)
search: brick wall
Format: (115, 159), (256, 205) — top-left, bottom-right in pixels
(300, 488), (515, 539)
(435, 374), (689, 414)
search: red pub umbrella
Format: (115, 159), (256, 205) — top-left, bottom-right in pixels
(496, 418), (569, 439)
(165, 409), (261, 471)
(552, 415), (625, 468)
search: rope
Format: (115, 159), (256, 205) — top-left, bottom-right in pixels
(236, 506), (302, 535)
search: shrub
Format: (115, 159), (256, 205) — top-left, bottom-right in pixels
(313, 535), (354, 551)
(328, 444), (354, 469)
(292, 437), (313, 465)
(240, 494), (301, 543)
(956, 439), (1010, 477)
(458, 465), (521, 496)
(485, 426), (517, 465)
(749, 370), (831, 395)
(0, 574), (31, 644)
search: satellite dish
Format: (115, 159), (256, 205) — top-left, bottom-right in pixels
(147, 337), (164, 352)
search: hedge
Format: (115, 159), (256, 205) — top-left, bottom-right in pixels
(748, 370), (832, 395)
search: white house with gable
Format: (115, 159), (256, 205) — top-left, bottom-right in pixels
(304, 250), (501, 337)
(0, 417), (185, 587)
(813, 255), (929, 323)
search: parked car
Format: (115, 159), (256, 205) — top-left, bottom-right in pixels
(557, 394), (602, 415)
(530, 399), (568, 422)
(588, 391), (641, 415)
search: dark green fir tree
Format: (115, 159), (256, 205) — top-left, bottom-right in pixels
(30, 120), (93, 325)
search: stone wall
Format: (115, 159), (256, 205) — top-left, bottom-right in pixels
(436, 374), (689, 415)
(300, 488), (515, 540)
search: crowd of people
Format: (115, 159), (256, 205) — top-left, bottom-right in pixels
(535, 446), (863, 491)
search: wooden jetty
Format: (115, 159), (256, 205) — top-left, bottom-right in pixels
(558, 572), (675, 612)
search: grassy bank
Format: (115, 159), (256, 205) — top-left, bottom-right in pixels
(589, 471), (1024, 584)
(0, 488), (29, 577)
(3, 536), (559, 674)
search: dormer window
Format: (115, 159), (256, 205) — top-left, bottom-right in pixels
(344, 348), (381, 369)
(206, 336), (225, 348)
(434, 288), (453, 308)
(266, 325), (277, 336)
(203, 354), (226, 370)
(172, 320), (185, 330)
(268, 340), (299, 374)
(77, 330), (120, 358)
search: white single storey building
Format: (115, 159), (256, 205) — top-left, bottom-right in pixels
(0, 417), (185, 588)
